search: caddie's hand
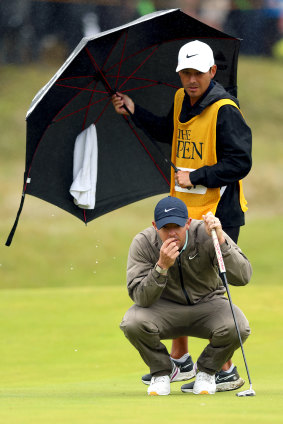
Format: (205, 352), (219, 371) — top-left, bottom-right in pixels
(175, 170), (193, 188)
(111, 92), (135, 115)
(202, 212), (225, 245)
(157, 237), (180, 270)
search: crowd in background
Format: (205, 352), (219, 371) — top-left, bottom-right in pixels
(1, 0), (283, 64)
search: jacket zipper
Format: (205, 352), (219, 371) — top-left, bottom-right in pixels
(177, 255), (191, 305)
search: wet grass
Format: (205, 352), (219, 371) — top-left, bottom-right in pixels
(0, 284), (282, 424)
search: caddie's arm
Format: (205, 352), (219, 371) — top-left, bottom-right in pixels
(112, 92), (173, 144)
(175, 170), (194, 188)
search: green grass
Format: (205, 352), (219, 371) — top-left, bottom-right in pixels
(1, 57), (283, 422)
(0, 284), (282, 424)
(0, 199), (282, 289)
(236, 57), (283, 215)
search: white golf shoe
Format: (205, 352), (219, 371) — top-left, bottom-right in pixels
(193, 371), (216, 395)
(147, 363), (180, 396)
(147, 375), (171, 396)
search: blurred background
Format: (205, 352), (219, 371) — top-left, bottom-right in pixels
(0, 0), (283, 286)
(1, 0), (283, 65)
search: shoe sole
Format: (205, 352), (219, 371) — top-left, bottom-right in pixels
(182, 378), (245, 393)
(148, 391), (170, 396)
(193, 390), (215, 395)
(173, 369), (196, 382)
(216, 377), (245, 392)
(143, 369), (195, 386)
(181, 386), (194, 393)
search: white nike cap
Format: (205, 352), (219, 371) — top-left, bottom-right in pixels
(176, 40), (215, 73)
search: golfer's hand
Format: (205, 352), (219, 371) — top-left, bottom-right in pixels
(157, 237), (180, 270)
(111, 92), (135, 115)
(203, 212), (225, 245)
(175, 170), (193, 188)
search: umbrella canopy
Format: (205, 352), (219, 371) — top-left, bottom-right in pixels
(6, 8), (240, 245)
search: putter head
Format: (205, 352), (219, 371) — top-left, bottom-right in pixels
(236, 388), (256, 397)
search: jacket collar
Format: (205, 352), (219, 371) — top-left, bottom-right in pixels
(180, 81), (239, 122)
(179, 230), (188, 254)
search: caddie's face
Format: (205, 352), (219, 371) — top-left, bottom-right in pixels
(153, 221), (190, 250)
(179, 65), (217, 105)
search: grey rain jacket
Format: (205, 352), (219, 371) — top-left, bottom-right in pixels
(127, 220), (252, 308)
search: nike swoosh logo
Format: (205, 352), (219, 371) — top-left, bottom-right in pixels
(189, 254), (198, 260)
(186, 54), (198, 59)
(164, 208), (176, 213)
(181, 364), (192, 370)
(216, 373), (236, 382)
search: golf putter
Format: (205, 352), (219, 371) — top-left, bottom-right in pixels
(211, 229), (256, 397)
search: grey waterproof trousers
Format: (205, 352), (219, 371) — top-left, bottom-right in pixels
(120, 296), (250, 376)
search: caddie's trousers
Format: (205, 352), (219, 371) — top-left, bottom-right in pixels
(120, 296), (250, 376)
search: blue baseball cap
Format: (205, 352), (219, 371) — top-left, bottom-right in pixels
(154, 197), (188, 230)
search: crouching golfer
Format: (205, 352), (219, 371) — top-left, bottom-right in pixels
(120, 196), (252, 396)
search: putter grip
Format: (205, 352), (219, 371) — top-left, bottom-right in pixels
(211, 229), (226, 274)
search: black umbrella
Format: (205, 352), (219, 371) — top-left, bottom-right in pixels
(6, 8), (240, 245)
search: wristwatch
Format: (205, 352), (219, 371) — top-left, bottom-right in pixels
(155, 263), (168, 276)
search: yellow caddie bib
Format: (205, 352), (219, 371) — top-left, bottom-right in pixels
(170, 88), (248, 219)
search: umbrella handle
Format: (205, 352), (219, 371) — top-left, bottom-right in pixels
(111, 89), (134, 117)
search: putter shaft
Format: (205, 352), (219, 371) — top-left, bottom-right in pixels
(211, 229), (255, 394)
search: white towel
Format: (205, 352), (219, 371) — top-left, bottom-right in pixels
(69, 123), (98, 209)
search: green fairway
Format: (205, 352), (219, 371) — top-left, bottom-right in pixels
(0, 283), (282, 424)
(1, 56), (283, 423)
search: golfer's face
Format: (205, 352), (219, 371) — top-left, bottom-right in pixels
(179, 66), (216, 104)
(158, 222), (189, 250)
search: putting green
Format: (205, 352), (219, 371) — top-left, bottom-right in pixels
(0, 284), (282, 424)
